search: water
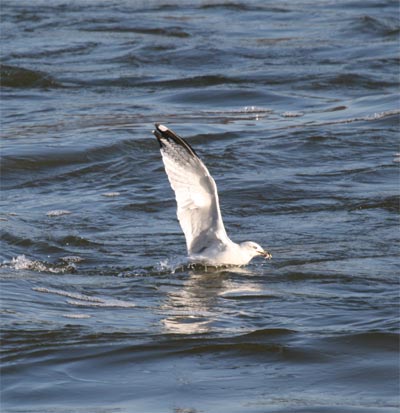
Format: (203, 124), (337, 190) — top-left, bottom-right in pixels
(1, 1), (399, 412)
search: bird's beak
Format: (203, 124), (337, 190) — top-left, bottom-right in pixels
(260, 250), (272, 260)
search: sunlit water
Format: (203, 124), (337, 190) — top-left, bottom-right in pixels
(1, 1), (399, 412)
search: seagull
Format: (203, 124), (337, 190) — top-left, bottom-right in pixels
(152, 123), (272, 266)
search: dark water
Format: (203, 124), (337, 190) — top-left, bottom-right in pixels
(1, 1), (399, 412)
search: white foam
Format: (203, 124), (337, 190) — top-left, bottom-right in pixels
(62, 314), (92, 319)
(60, 256), (84, 263)
(102, 192), (121, 197)
(321, 109), (400, 126)
(369, 110), (398, 120)
(219, 285), (262, 297)
(46, 210), (71, 217)
(282, 111), (304, 118)
(33, 287), (136, 308)
(66, 299), (136, 308)
(242, 106), (270, 113)
(33, 287), (103, 302)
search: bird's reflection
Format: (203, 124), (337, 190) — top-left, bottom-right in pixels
(161, 265), (263, 334)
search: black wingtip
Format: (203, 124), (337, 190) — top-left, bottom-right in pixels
(152, 123), (198, 157)
(152, 124), (165, 148)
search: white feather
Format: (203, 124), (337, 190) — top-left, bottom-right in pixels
(153, 124), (271, 266)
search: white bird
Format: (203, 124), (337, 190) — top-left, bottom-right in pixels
(153, 123), (272, 266)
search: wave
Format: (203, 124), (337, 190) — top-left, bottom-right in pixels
(66, 73), (252, 90)
(356, 15), (400, 37)
(142, 74), (248, 89)
(8, 42), (99, 59)
(311, 72), (396, 90)
(0, 64), (62, 88)
(328, 331), (399, 350)
(1, 138), (145, 188)
(348, 195), (400, 213)
(11, 328), (396, 369)
(200, 3), (288, 12)
(81, 25), (190, 38)
(1, 231), (68, 256)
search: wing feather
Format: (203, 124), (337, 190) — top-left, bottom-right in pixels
(153, 124), (229, 254)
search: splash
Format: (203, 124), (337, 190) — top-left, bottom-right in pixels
(4, 255), (77, 273)
(9, 255), (46, 271)
(156, 257), (186, 274)
(158, 258), (177, 274)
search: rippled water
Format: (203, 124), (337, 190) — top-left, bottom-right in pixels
(1, 1), (399, 412)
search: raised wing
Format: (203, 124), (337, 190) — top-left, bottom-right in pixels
(153, 123), (230, 254)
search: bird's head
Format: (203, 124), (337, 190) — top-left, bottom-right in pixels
(241, 241), (272, 260)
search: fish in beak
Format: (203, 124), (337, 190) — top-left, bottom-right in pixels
(260, 250), (272, 260)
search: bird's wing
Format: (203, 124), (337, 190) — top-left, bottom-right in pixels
(153, 123), (230, 255)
